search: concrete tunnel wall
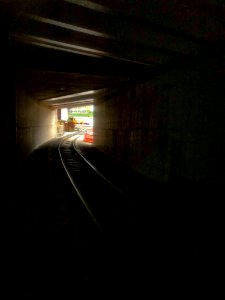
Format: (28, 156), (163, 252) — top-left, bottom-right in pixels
(16, 87), (57, 165)
(94, 61), (225, 184)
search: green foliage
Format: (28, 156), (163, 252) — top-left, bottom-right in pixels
(69, 112), (93, 118)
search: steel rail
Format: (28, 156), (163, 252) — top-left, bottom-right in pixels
(72, 137), (127, 198)
(58, 133), (103, 233)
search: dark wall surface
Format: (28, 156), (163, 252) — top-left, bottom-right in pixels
(95, 59), (225, 184)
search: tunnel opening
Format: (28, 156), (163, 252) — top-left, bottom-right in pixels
(56, 105), (94, 141)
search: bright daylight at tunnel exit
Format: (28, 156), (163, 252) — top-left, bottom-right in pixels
(56, 105), (94, 143)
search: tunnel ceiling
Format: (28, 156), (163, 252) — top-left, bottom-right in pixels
(7, 0), (225, 108)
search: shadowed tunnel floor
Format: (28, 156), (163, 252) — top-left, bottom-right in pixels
(6, 140), (225, 298)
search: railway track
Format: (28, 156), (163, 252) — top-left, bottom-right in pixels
(58, 133), (132, 241)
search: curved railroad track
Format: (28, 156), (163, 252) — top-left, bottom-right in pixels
(58, 133), (132, 241)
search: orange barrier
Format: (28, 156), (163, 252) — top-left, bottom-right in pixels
(83, 131), (94, 143)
